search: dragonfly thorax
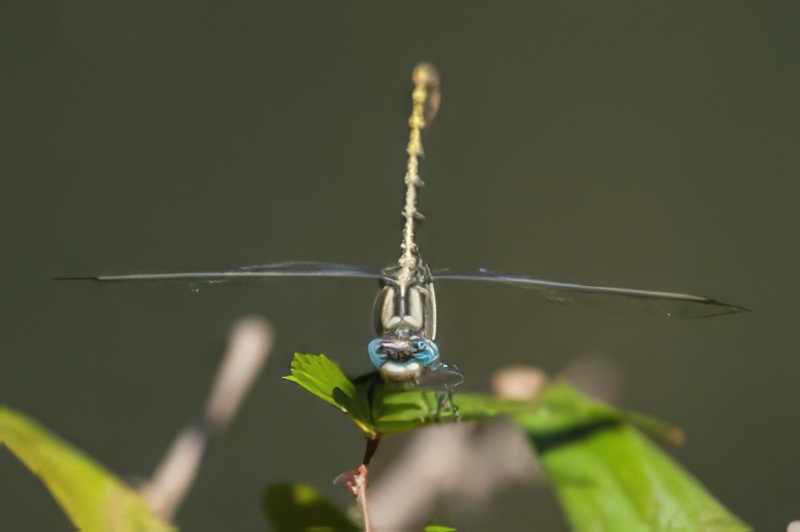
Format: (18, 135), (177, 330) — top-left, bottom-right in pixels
(372, 260), (437, 340)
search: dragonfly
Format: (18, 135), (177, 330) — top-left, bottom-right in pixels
(62, 64), (746, 391)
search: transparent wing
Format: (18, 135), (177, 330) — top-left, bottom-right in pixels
(57, 261), (383, 283)
(416, 363), (465, 391)
(432, 269), (747, 319)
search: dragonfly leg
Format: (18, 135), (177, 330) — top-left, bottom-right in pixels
(434, 390), (460, 422)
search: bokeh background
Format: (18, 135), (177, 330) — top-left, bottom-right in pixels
(2, 3), (796, 530)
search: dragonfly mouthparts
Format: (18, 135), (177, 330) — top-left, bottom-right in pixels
(368, 334), (440, 370)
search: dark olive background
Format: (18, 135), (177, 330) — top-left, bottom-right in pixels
(1, 3), (796, 530)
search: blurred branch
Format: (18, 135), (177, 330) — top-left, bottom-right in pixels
(141, 315), (274, 520)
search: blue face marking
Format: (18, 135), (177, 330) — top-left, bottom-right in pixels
(367, 336), (440, 370)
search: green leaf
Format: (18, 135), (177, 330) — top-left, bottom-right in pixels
(284, 353), (352, 408)
(285, 357), (625, 438)
(284, 354), (375, 436)
(424, 526), (457, 531)
(624, 409), (686, 446)
(286, 357), (749, 529)
(513, 386), (751, 531)
(262, 483), (360, 532)
(510, 382), (623, 437)
(0, 405), (174, 532)
(372, 388), (532, 436)
(285, 354), (535, 437)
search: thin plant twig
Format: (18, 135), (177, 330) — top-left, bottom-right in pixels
(335, 465), (373, 532)
(140, 315), (274, 520)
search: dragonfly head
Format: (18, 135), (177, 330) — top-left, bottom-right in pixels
(368, 336), (464, 390)
(368, 335), (440, 384)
